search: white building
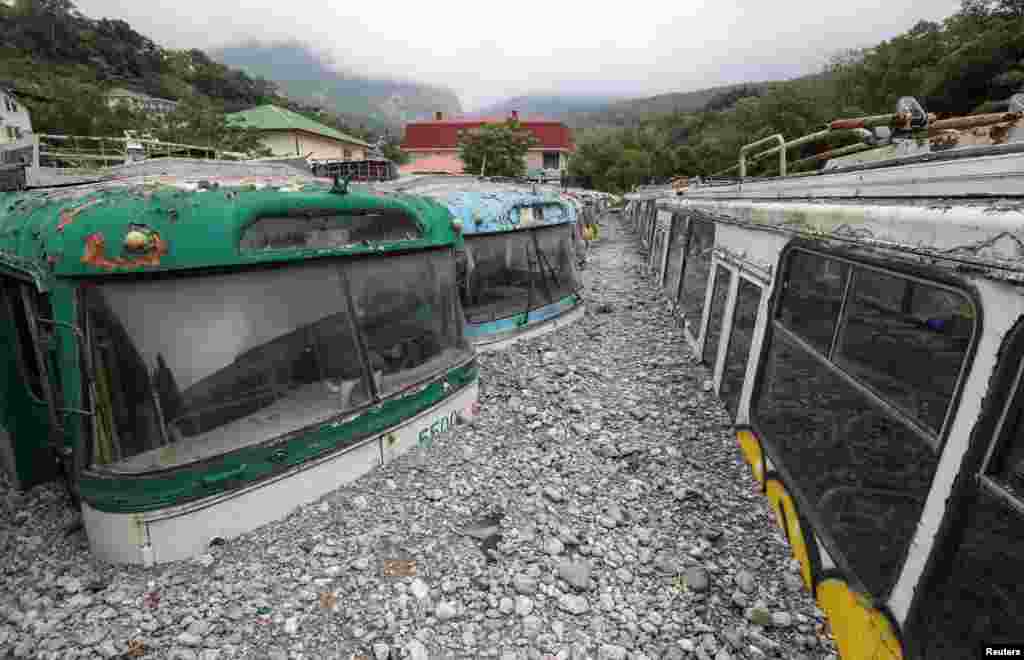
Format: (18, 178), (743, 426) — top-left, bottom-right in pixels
(106, 88), (179, 116)
(0, 86), (33, 145)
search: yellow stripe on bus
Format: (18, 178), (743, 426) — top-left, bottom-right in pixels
(817, 577), (904, 660)
(736, 430), (764, 486)
(765, 479), (814, 591)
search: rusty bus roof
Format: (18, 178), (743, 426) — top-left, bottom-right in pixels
(0, 159), (460, 288)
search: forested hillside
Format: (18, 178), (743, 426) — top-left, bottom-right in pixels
(569, 0), (1024, 192)
(0, 0), (376, 151)
(211, 41), (463, 132)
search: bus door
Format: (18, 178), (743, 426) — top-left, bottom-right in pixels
(0, 275), (61, 489)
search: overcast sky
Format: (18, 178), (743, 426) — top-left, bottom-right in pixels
(75, 0), (960, 111)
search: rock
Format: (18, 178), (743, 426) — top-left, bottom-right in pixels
(372, 644), (391, 660)
(598, 644), (627, 660)
(406, 639), (430, 660)
(558, 594), (589, 615)
(514, 574), (539, 595)
(736, 570), (756, 595)
(436, 601), (459, 621)
(522, 615), (543, 637)
(410, 578), (430, 600)
(747, 607), (773, 627)
(545, 537), (566, 556)
(557, 561), (593, 591)
(515, 595), (534, 616)
(177, 632), (203, 647)
(544, 486), (565, 503)
(499, 597), (515, 614)
(771, 612), (793, 628)
(284, 616), (299, 635)
(686, 566), (710, 592)
(614, 567), (634, 584)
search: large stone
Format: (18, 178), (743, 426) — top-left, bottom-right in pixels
(557, 561), (593, 591)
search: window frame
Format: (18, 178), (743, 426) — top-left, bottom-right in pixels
(720, 274), (765, 418)
(3, 281), (49, 405)
(774, 246), (978, 448)
(80, 246), (474, 474)
(750, 240), (983, 600)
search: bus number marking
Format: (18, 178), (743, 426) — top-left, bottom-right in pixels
(418, 410), (458, 448)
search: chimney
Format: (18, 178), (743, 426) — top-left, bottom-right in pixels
(435, 111), (443, 120)
(510, 110), (519, 120)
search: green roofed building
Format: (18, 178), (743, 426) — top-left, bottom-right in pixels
(227, 105), (372, 160)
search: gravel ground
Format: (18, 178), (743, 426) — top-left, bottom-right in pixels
(0, 212), (836, 660)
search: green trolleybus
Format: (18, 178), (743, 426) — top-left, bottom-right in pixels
(0, 160), (478, 565)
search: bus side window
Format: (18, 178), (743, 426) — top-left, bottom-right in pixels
(2, 282), (45, 401)
(914, 392), (1024, 655)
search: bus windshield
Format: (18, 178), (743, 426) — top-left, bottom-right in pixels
(83, 249), (470, 474)
(462, 224), (580, 323)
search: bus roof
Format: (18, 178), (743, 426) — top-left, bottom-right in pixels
(641, 193), (1024, 285)
(0, 159), (459, 286)
(377, 176), (575, 234)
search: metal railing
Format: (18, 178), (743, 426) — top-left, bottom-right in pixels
(37, 134), (249, 171)
(711, 93), (1024, 181)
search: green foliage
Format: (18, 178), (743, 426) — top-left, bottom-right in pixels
(457, 120), (538, 178)
(0, 0), (369, 154)
(381, 143), (410, 165)
(569, 1), (1024, 192)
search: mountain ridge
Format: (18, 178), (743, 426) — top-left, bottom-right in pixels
(209, 41), (463, 133)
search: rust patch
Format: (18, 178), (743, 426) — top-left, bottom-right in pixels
(81, 231), (168, 270)
(56, 199), (102, 232)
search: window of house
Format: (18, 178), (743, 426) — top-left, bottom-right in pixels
(343, 149), (352, 161)
(543, 152), (560, 169)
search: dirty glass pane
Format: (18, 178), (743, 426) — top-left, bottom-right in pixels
(463, 226), (580, 323)
(2, 282), (44, 400)
(835, 269), (973, 433)
(533, 224), (581, 303)
(680, 218), (715, 331)
(914, 487), (1024, 655)
(463, 232), (534, 322)
(990, 403), (1024, 497)
(241, 209), (422, 251)
(663, 214), (687, 302)
(755, 329), (939, 597)
(702, 267), (732, 366)
(721, 279), (761, 417)
(85, 261), (368, 473)
(347, 249), (471, 397)
(776, 251), (849, 355)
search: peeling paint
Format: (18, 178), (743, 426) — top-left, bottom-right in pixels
(56, 198), (102, 232)
(80, 230), (169, 270)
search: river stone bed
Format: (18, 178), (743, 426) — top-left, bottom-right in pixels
(0, 213), (837, 659)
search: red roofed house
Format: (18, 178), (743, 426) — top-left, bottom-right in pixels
(400, 111), (574, 175)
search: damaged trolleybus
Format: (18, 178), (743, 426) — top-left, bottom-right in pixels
(0, 161), (478, 565)
(624, 96), (1024, 659)
(382, 176), (586, 351)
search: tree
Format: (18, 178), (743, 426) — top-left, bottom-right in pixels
(457, 119), (539, 178)
(381, 143), (410, 165)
